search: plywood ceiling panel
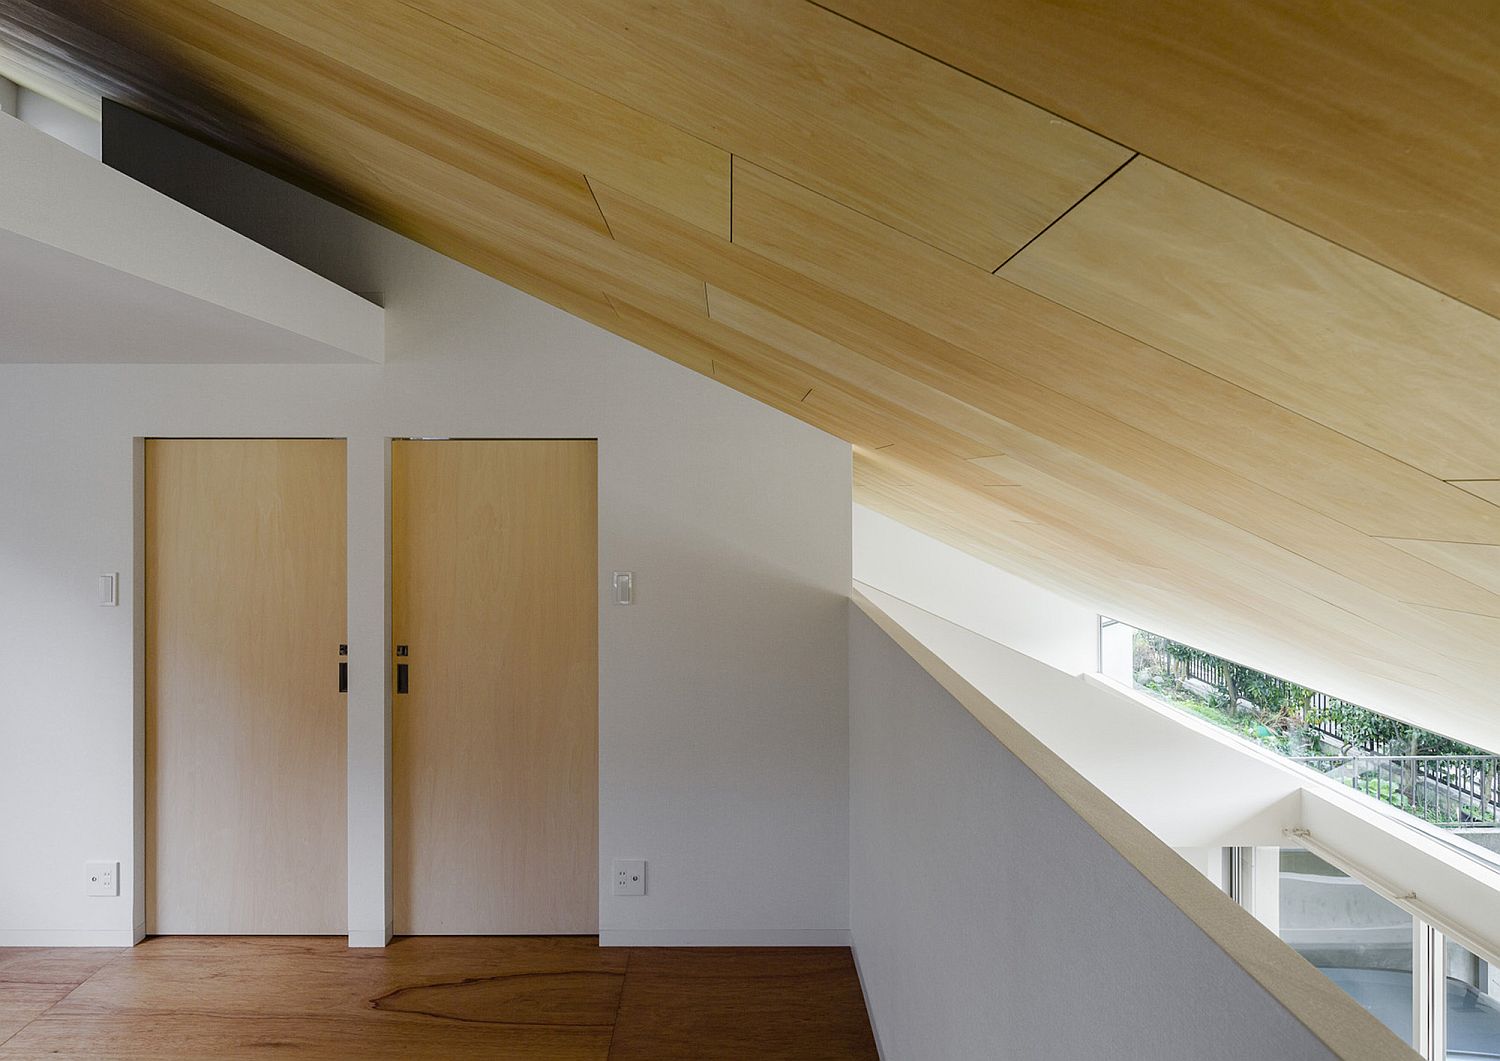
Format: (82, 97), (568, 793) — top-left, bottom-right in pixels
(1382, 540), (1500, 600)
(117, 2), (712, 321)
(11, 0), (1500, 748)
(821, 0), (1500, 319)
(727, 156), (1500, 545)
(126, 0), (730, 235)
(1452, 482), (1500, 509)
(1000, 158), (1500, 480)
(405, 0), (1131, 266)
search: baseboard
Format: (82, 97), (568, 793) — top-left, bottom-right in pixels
(598, 928), (852, 947)
(849, 935), (887, 1061)
(348, 922), (394, 948)
(0, 928), (138, 948)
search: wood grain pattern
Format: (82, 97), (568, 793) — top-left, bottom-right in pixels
(1000, 158), (1500, 479)
(132, 0), (729, 236)
(1452, 481), (1500, 508)
(392, 440), (598, 934)
(0, 938), (876, 1060)
(609, 948), (878, 1061)
(23, 0), (1500, 747)
(607, 178), (1500, 622)
(112, 0), (710, 318)
(370, 971), (622, 1026)
(0, 983), (71, 1046)
(145, 439), (347, 934)
(406, 0), (1128, 266)
(722, 159), (1500, 544)
(823, 0), (1500, 320)
(586, 174), (1500, 742)
(1381, 539), (1500, 599)
(0, 949), (119, 1047)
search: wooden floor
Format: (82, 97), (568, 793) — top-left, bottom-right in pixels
(0, 937), (878, 1059)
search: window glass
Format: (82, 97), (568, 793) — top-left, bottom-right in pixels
(1101, 618), (1500, 842)
(1446, 938), (1500, 1059)
(1279, 848), (1414, 1046)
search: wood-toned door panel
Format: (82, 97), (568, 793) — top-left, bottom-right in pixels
(145, 438), (347, 934)
(392, 439), (598, 934)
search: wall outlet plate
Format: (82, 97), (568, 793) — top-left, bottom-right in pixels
(612, 858), (646, 896)
(86, 860), (118, 897)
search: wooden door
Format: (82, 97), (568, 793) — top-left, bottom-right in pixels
(392, 439), (598, 934)
(145, 438), (347, 934)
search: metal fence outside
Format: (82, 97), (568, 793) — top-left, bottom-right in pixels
(1288, 755), (1499, 828)
(1131, 629), (1499, 829)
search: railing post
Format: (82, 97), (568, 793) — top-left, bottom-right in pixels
(1485, 759), (1493, 823)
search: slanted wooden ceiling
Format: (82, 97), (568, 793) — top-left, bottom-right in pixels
(7, 0), (1500, 748)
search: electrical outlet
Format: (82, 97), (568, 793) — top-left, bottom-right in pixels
(86, 861), (118, 897)
(612, 859), (646, 896)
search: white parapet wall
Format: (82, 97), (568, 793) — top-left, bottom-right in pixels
(852, 575), (1500, 976)
(853, 503), (1099, 674)
(849, 591), (1417, 1060)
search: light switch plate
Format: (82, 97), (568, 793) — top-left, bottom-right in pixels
(612, 859), (646, 896)
(86, 861), (118, 896)
(97, 573), (118, 607)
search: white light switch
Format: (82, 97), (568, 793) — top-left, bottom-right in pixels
(612, 859), (646, 896)
(97, 573), (117, 607)
(86, 861), (119, 897)
(612, 571), (634, 605)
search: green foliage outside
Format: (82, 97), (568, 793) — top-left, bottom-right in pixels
(1135, 669), (1308, 756)
(1134, 632), (1487, 758)
(1131, 630), (1496, 826)
(1347, 774), (1417, 816)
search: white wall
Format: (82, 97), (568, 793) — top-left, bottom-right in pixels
(848, 605), (1351, 1060)
(15, 88), (99, 159)
(852, 503), (1097, 674)
(0, 174), (851, 945)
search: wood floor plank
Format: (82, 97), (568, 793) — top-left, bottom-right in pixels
(0, 938), (877, 1060)
(0, 1014), (615, 1060)
(0, 949), (120, 986)
(0, 949), (123, 1050)
(48, 937), (625, 1018)
(609, 948), (878, 1061)
(0, 984), (76, 1046)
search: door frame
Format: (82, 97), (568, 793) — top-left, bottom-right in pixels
(133, 436), (351, 941)
(130, 434), (602, 947)
(387, 437), (601, 935)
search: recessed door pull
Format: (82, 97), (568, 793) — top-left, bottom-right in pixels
(339, 643), (348, 693)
